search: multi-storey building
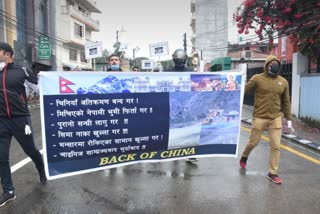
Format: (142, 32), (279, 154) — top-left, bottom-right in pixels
(0, 0), (17, 47)
(190, 0), (228, 64)
(56, 0), (101, 71)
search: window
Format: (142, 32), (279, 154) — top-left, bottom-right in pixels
(39, 0), (48, 33)
(78, 6), (86, 14)
(281, 37), (286, 56)
(66, 0), (74, 6)
(74, 23), (84, 38)
(0, 1), (5, 41)
(69, 49), (77, 61)
(80, 51), (87, 62)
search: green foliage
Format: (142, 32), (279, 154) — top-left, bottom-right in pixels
(300, 116), (320, 129)
(234, 0), (320, 57)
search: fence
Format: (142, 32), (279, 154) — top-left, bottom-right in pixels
(244, 63), (293, 106)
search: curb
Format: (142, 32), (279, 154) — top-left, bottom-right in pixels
(241, 118), (320, 153)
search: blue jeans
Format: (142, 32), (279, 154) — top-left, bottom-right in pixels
(0, 116), (44, 192)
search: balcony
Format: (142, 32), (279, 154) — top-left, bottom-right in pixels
(77, 0), (101, 13)
(62, 5), (100, 31)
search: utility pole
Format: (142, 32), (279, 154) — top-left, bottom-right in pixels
(132, 46), (140, 67)
(114, 27), (126, 55)
(183, 33), (187, 52)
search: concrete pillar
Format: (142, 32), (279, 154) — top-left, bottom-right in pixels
(292, 52), (308, 117)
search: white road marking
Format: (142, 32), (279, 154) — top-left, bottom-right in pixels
(10, 149), (43, 173)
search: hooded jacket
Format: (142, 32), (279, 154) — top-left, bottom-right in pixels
(0, 63), (37, 118)
(245, 55), (291, 120)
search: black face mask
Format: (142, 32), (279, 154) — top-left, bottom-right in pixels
(173, 58), (186, 67)
(268, 63), (281, 77)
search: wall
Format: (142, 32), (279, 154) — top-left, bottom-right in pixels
(291, 52), (307, 116)
(195, 0), (228, 63)
(300, 75), (320, 120)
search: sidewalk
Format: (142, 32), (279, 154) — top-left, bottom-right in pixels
(241, 105), (320, 153)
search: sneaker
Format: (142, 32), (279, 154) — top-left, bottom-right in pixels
(239, 156), (247, 169)
(186, 158), (198, 162)
(267, 173), (282, 184)
(39, 170), (47, 185)
(0, 192), (16, 207)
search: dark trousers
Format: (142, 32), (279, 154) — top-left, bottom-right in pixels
(0, 116), (44, 192)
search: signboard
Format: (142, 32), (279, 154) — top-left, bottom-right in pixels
(141, 60), (154, 70)
(38, 36), (51, 60)
(149, 41), (169, 58)
(119, 43), (128, 52)
(85, 41), (102, 59)
(39, 71), (244, 180)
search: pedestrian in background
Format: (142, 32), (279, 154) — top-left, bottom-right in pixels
(0, 42), (47, 208)
(132, 66), (139, 72)
(239, 55), (294, 184)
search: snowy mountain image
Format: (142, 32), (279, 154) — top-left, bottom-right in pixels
(77, 75), (134, 94)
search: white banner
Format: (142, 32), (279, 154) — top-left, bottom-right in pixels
(141, 60), (154, 70)
(85, 41), (102, 59)
(149, 41), (169, 58)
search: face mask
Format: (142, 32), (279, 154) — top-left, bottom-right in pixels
(268, 63), (281, 77)
(110, 64), (120, 71)
(173, 58), (186, 67)
(0, 62), (6, 71)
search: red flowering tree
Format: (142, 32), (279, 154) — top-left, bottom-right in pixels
(234, 0), (320, 59)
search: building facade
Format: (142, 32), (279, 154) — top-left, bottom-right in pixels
(0, 0), (17, 47)
(55, 0), (101, 71)
(190, 0), (228, 64)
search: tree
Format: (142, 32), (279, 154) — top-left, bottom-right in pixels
(234, 0), (320, 59)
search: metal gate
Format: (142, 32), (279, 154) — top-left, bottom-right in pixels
(244, 63), (292, 106)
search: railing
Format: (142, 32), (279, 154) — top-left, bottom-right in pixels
(62, 5), (100, 31)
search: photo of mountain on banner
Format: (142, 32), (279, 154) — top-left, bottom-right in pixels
(39, 72), (244, 180)
(234, 0), (320, 58)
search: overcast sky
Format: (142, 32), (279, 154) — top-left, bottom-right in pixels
(91, 0), (247, 60)
(92, 0), (192, 60)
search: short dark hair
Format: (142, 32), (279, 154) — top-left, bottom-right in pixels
(0, 42), (14, 56)
(108, 54), (120, 61)
(132, 66), (139, 70)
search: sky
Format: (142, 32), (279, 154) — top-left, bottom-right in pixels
(92, 0), (193, 60)
(91, 0), (252, 61)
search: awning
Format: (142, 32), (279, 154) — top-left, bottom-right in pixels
(210, 57), (231, 71)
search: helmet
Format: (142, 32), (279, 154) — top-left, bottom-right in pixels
(172, 49), (187, 67)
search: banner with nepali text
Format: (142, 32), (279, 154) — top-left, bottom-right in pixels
(39, 71), (244, 179)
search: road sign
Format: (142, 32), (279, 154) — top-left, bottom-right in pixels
(38, 36), (51, 60)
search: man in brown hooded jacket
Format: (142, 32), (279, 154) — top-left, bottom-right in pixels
(239, 55), (294, 184)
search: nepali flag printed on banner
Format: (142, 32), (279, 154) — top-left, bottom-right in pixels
(59, 77), (75, 94)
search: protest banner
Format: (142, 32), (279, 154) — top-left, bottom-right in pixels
(39, 72), (244, 179)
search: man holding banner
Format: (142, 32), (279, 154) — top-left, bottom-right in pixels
(0, 42), (47, 207)
(239, 55), (294, 185)
(165, 49), (193, 72)
(107, 54), (123, 71)
(165, 49), (197, 162)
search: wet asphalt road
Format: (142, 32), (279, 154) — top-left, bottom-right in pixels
(1, 108), (320, 214)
